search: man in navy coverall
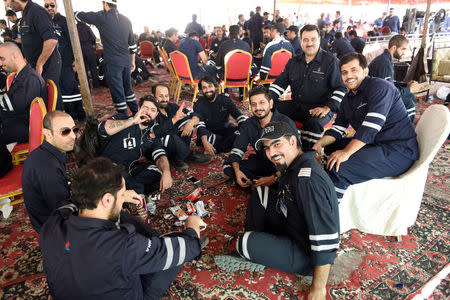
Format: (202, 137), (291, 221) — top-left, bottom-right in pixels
(313, 53), (419, 201)
(40, 157), (206, 300)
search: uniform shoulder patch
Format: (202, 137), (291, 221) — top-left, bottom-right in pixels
(298, 167), (311, 178)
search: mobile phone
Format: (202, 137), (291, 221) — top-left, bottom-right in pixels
(187, 176), (200, 184)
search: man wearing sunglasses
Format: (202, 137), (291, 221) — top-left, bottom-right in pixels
(22, 110), (149, 233)
(44, 0), (86, 121)
(22, 110), (77, 232)
(4, 0), (63, 110)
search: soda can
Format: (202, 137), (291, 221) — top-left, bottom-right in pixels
(186, 201), (196, 215)
(136, 197), (149, 224)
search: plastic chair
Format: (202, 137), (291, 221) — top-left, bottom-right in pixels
(11, 97), (47, 164)
(208, 36), (215, 49)
(46, 79), (58, 112)
(157, 46), (179, 98)
(6, 72), (15, 91)
(139, 41), (154, 65)
(0, 164), (24, 210)
(170, 50), (199, 103)
(199, 37), (206, 50)
(339, 105), (450, 238)
(219, 49), (252, 106)
(253, 49), (292, 88)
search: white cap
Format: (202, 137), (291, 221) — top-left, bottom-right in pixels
(103, 0), (117, 5)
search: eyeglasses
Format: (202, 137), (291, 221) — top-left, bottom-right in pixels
(44, 3), (56, 8)
(60, 127), (80, 136)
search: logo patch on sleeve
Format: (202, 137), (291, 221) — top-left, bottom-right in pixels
(298, 168), (311, 178)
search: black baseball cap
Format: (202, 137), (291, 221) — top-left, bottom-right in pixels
(255, 121), (296, 151)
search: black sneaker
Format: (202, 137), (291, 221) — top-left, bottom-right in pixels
(214, 252), (266, 272)
(173, 159), (189, 170)
(185, 151), (212, 165)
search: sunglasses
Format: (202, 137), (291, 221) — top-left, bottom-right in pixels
(60, 127), (80, 136)
(44, 3), (56, 8)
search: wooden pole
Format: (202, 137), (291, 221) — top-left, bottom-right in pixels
(273, 0), (276, 23)
(61, 0), (94, 116)
(421, 0), (432, 49)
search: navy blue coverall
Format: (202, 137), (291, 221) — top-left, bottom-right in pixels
(99, 115), (166, 194)
(194, 93), (247, 153)
(324, 77), (419, 200)
(53, 13), (86, 120)
(222, 110), (298, 182)
(238, 152), (339, 275)
(40, 206), (201, 300)
(369, 49), (416, 122)
(268, 49), (347, 150)
(75, 8), (138, 115)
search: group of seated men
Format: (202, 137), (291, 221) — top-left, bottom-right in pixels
(9, 22), (420, 299)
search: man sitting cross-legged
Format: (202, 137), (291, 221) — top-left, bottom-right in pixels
(194, 75), (247, 156)
(151, 83), (212, 170)
(98, 95), (172, 195)
(216, 121), (339, 300)
(222, 86), (298, 188)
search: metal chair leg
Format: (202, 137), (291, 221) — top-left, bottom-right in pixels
(192, 84), (198, 103)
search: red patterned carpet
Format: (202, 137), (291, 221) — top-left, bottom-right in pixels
(0, 69), (449, 299)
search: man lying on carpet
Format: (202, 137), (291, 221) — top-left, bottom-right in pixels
(22, 111), (141, 232)
(222, 86), (298, 188)
(98, 95), (173, 195)
(151, 83), (212, 170)
(194, 75), (248, 156)
(40, 157), (206, 300)
(312, 52), (419, 202)
(216, 121), (340, 300)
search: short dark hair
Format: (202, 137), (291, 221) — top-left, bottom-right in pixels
(229, 25), (240, 37)
(192, 14), (197, 21)
(339, 52), (367, 70)
(199, 75), (218, 88)
(188, 31), (199, 38)
(5, 10), (16, 17)
(349, 30), (357, 37)
(335, 32), (343, 39)
(72, 157), (124, 210)
(43, 110), (71, 132)
(238, 14), (243, 19)
(388, 34), (408, 49)
(336, 10), (341, 15)
(139, 94), (159, 108)
(300, 24), (320, 38)
(248, 85), (271, 102)
(0, 20), (6, 26)
(106, 2), (116, 9)
(165, 27), (177, 38)
(151, 83), (169, 95)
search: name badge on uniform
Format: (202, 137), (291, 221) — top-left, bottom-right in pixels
(280, 201), (287, 218)
(123, 134), (136, 149)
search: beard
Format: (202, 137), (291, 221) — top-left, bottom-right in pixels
(140, 114), (153, 127)
(204, 91), (216, 101)
(107, 198), (120, 223)
(274, 162), (288, 173)
(159, 101), (169, 108)
(393, 50), (402, 60)
(254, 109), (270, 120)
